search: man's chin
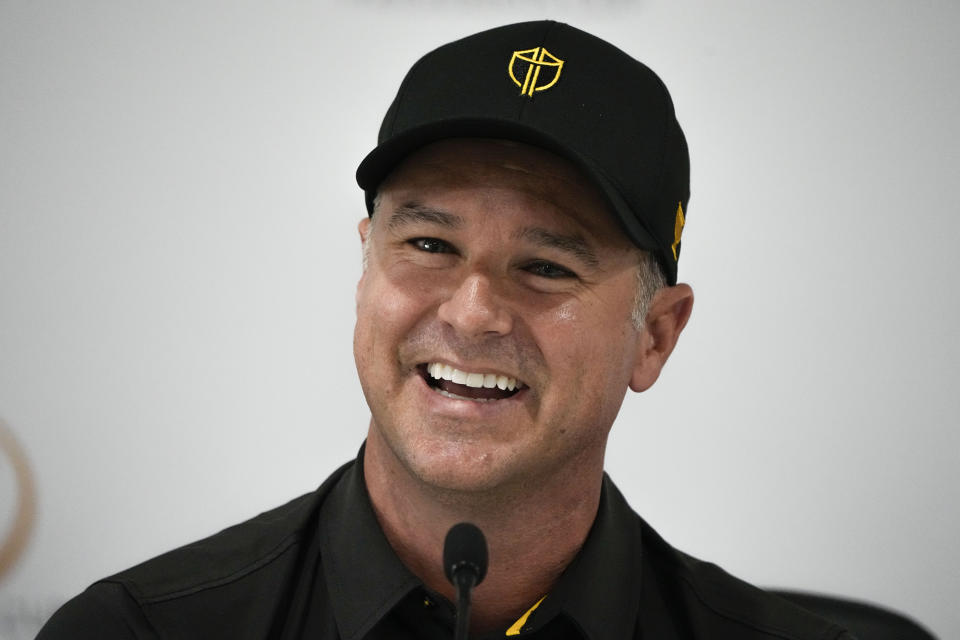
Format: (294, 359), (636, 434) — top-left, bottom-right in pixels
(365, 413), (539, 497)
(392, 439), (527, 497)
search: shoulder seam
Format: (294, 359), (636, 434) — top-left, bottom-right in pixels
(104, 529), (304, 605)
(674, 569), (846, 640)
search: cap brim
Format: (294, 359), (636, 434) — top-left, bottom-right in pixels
(355, 118), (662, 256)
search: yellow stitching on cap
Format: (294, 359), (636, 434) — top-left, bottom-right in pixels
(509, 48), (564, 97)
(528, 63), (543, 97)
(507, 48), (537, 88)
(505, 595), (547, 636)
(671, 201), (685, 261)
(520, 49), (537, 96)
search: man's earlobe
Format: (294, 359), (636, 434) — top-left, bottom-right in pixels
(629, 284), (694, 392)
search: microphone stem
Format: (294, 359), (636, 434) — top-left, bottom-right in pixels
(453, 572), (475, 640)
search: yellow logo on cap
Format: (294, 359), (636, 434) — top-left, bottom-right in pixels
(671, 202), (685, 261)
(508, 47), (564, 97)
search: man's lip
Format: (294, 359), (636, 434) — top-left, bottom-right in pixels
(415, 366), (530, 405)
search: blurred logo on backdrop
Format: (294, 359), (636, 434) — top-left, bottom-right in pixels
(0, 418), (36, 581)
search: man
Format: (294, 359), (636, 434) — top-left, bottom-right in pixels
(39, 21), (852, 639)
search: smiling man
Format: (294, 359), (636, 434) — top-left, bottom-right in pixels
(354, 138), (693, 635)
(39, 21), (853, 640)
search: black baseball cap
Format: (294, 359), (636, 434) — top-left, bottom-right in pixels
(356, 20), (689, 284)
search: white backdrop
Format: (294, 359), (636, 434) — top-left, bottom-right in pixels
(1, 1), (958, 638)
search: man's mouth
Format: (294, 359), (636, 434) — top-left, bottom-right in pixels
(419, 362), (526, 402)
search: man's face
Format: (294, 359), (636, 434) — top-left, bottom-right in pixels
(354, 139), (647, 493)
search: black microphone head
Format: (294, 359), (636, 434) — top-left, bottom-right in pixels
(443, 522), (488, 586)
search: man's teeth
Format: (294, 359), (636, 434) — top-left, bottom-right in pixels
(427, 363), (519, 391)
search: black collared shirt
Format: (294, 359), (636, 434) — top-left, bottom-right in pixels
(39, 452), (852, 639)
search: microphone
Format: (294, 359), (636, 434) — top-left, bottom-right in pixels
(443, 522), (488, 640)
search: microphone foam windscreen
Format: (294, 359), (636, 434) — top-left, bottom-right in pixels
(443, 522), (489, 585)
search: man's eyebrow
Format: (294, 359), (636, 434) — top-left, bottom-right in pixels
(385, 203), (464, 231)
(516, 227), (600, 268)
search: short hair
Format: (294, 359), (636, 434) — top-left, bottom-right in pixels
(632, 251), (666, 329)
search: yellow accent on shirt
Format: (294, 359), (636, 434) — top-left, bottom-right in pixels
(505, 596), (547, 636)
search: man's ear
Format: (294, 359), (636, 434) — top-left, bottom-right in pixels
(356, 218), (371, 308)
(629, 284), (694, 392)
(358, 217), (372, 270)
(358, 217), (371, 247)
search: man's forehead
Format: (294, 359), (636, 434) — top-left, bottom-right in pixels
(375, 138), (625, 237)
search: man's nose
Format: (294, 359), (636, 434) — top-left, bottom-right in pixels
(437, 273), (513, 337)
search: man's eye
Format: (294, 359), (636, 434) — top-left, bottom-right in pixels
(525, 261), (576, 279)
(409, 238), (452, 253)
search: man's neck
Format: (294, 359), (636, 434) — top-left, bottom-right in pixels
(362, 429), (604, 633)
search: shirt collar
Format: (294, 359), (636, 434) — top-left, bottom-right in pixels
(320, 450), (643, 640)
(508, 474), (644, 640)
(318, 448), (421, 640)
